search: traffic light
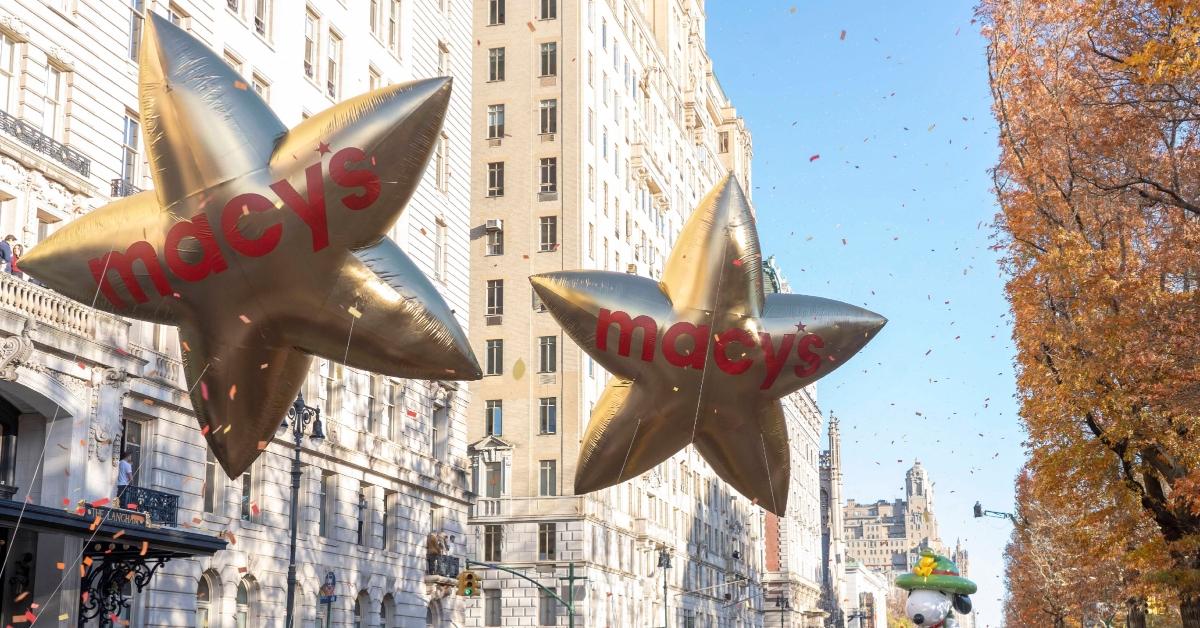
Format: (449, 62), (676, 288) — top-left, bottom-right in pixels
(457, 570), (479, 596)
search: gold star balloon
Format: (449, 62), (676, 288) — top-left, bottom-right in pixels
(531, 174), (885, 515)
(21, 14), (480, 477)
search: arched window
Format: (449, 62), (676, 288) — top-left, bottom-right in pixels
(195, 571), (217, 628)
(354, 590), (370, 628)
(235, 578), (256, 628)
(426, 599), (441, 628)
(381, 594), (395, 628)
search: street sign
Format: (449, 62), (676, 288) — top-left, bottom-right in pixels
(318, 571), (336, 604)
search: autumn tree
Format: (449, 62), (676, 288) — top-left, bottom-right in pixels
(982, 0), (1200, 622)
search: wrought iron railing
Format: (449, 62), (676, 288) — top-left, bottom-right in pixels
(426, 555), (460, 578)
(120, 485), (179, 527)
(110, 178), (142, 197)
(0, 109), (90, 177)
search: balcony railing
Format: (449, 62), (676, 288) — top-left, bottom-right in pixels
(0, 271), (128, 344)
(0, 109), (90, 177)
(426, 555), (460, 578)
(111, 178), (142, 198)
(119, 485), (179, 527)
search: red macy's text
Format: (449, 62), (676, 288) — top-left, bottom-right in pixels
(90, 147), (380, 309)
(595, 308), (824, 390)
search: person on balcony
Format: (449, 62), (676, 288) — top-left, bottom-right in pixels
(10, 244), (23, 278)
(0, 235), (15, 273)
(116, 450), (133, 506)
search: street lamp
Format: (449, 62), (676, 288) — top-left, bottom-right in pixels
(284, 392), (324, 628)
(658, 546), (672, 628)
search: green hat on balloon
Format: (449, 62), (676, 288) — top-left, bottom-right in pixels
(895, 548), (977, 594)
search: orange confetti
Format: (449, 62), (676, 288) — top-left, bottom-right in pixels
(139, 541), (148, 556)
(14, 591), (28, 602)
(201, 425), (211, 436)
(229, 385), (237, 400)
(55, 562), (64, 570)
(234, 80), (248, 90)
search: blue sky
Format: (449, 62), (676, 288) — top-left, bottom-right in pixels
(705, 2), (1020, 625)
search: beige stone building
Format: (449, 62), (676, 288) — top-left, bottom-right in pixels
(0, 0), (476, 626)
(465, 0), (771, 626)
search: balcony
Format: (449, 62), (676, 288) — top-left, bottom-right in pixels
(111, 178), (142, 197)
(0, 109), (90, 177)
(630, 142), (668, 199)
(0, 272), (129, 344)
(118, 485), (180, 527)
(426, 554), (460, 578)
(471, 496), (583, 519)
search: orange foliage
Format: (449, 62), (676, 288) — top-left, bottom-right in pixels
(982, 0), (1200, 622)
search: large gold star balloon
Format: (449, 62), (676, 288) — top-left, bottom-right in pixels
(21, 14), (480, 477)
(531, 174), (885, 515)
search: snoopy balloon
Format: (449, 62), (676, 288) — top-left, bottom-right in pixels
(895, 549), (977, 628)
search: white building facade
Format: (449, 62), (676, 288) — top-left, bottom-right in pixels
(466, 1), (774, 626)
(0, 0), (473, 626)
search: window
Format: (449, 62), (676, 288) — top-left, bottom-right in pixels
(539, 216), (558, 252)
(120, 419), (144, 487)
(539, 99), (557, 134)
(438, 41), (450, 75)
(326, 31), (342, 99)
(484, 524), (503, 562)
(227, 0), (239, 13)
(356, 483), (369, 545)
(484, 400), (502, 436)
(381, 492), (396, 549)
(380, 380), (396, 440)
(129, 0), (145, 61)
(587, 53), (593, 86)
(254, 0), (271, 37)
(0, 33), (14, 113)
(43, 66), (65, 140)
(488, 48), (505, 81)
(319, 470), (334, 537)
(486, 228), (503, 255)
(539, 460), (557, 496)
(251, 74), (269, 101)
(370, 0), (380, 36)
(538, 589), (556, 625)
(488, 0), (505, 25)
(224, 50), (244, 77)
(539, 158), (557, 193)
(587, 167), (595, 200)
(483, 461), (502, 498)
(486, 280), (503, 316)
(121, 113), (140, 186)
(719, 131), (730, 153)
(320, 360), (341, 418)
(538, 522), (557, 560)
(239, 465), (255, 521)
(203, 447), (218, 513)
(587, 223), (595, 259)
(487, 104), (505, 139)
(538, 336), (556, 373)
(434, 219), (448, 282)
(487, 162), (504, 198)
(167, 2), (189, 27)
(484, 590), (501, 626)
(235, 579), (255, 628)
(540, 0), (556, 20)
(485, 340), (503, 376)
(368, 66), (382, 91)
(539, 42), (557, 77)
(539, 397), (557, 434)
(354, 592), (369, 628)
(435, 134), (449, 191)
(196, 573), (215, 628)
(388, 0), (401, 52)
(304, 9), (319, 80)
(587, 109), (594, 143)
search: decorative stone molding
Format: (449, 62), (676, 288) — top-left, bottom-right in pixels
(0, 318), (36, 381)
(103, 367), (129, 388)
(0, 14), (31, 42)
(45, 45), (75, 71)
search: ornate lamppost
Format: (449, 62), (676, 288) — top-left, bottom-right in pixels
(284, 392), (324, 628)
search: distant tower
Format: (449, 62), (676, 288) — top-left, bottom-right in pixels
(820, 414), (847, 624)
(906, 460), (934, 514)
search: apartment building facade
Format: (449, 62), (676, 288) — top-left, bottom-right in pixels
(0, 0), (473, 626)
(465, 0), (784, 626)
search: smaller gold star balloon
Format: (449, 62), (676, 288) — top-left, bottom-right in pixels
(531, 175), (885, 515)
(21, 14), (480, 477)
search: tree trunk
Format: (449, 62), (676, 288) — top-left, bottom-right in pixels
(1180, 593), (1200, 628)
(1126, 597), (1147, 628)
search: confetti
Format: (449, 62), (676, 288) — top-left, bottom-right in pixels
(839, 29), (847, 40)
(239, 314), (252, 324)
(200, 382), (209, 400)
(234, 80), (248, 90)
(809, 154), (820, 162)
(223, 424), (233, 434)
(348, 306), (363, 319)
(229, 385), (237, 400)
(139, 541), (149, 556)
(260, 363), (269, 369)
(201, 425), (211, 436)
(113, 530), (125, 539)
(56, 562), (65, 570)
